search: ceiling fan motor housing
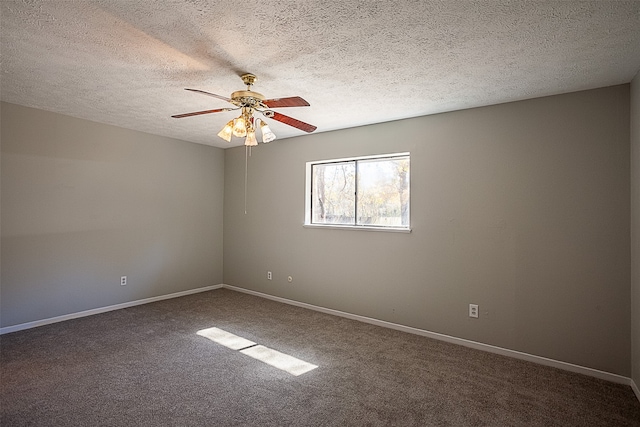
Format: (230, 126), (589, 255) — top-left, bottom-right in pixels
(231, 90), (266, 108)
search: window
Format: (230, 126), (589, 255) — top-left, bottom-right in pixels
(305, 153), (410, 231)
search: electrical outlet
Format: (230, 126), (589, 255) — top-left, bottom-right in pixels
(267, 271), (272, 280)
(121, 276), (127, 286)
(469, 304), (478, 318)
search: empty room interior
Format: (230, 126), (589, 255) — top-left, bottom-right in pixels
(2, 1), (640, 425)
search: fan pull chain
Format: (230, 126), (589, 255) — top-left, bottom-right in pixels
(244, 146), (249, 214)
(244, 146), (254, 214)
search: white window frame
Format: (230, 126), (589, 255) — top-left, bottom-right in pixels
(304, 152), (411, 233)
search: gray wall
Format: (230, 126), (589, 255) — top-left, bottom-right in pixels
(224, 85), (631, 376)
(2, 84), (634, 378)
(1, 102), (225, 328)
(632, 72), (640, 388)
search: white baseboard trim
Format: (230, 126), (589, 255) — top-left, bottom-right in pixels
(2, 283), (635, 393)
(0, 284), (224, 335)
(223, 284), (632, 387)
(632, 379), (640, 402)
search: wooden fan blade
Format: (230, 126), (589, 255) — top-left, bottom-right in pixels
(171, 108), (228, 118)
(262, 96), (310, 108)
(184, 88), (232, 103)
(270, 112), (317, 133)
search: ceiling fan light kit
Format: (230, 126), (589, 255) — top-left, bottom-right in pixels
(172, 73), (316, 146)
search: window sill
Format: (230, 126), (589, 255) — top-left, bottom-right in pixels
(303, 224), (412, 233)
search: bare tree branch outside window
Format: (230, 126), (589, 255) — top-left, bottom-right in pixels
(311, 155), (409, 228)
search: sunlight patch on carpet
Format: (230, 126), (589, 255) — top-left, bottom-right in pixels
(196, 327), (318, 376)
(240, 345), (318, 376)
(196, 327), (256, 350)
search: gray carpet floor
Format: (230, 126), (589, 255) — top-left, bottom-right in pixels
(1, 288), (639, 426)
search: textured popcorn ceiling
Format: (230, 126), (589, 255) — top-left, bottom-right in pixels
(1, 1), (639, 148)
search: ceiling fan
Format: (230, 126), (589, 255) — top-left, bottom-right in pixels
(172, 73), (316, 146)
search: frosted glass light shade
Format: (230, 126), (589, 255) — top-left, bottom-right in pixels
(260, 121), (276, 143)
(245, 130), (258, 147)
(232, 116), (247, 137)
(217, 120), (234, 142)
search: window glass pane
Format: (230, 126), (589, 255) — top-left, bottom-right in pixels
(356, 157), (410, 227)
(312, 161), (356, 225)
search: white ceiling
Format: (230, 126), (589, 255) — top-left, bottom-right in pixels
(1, 1), (639, 149)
